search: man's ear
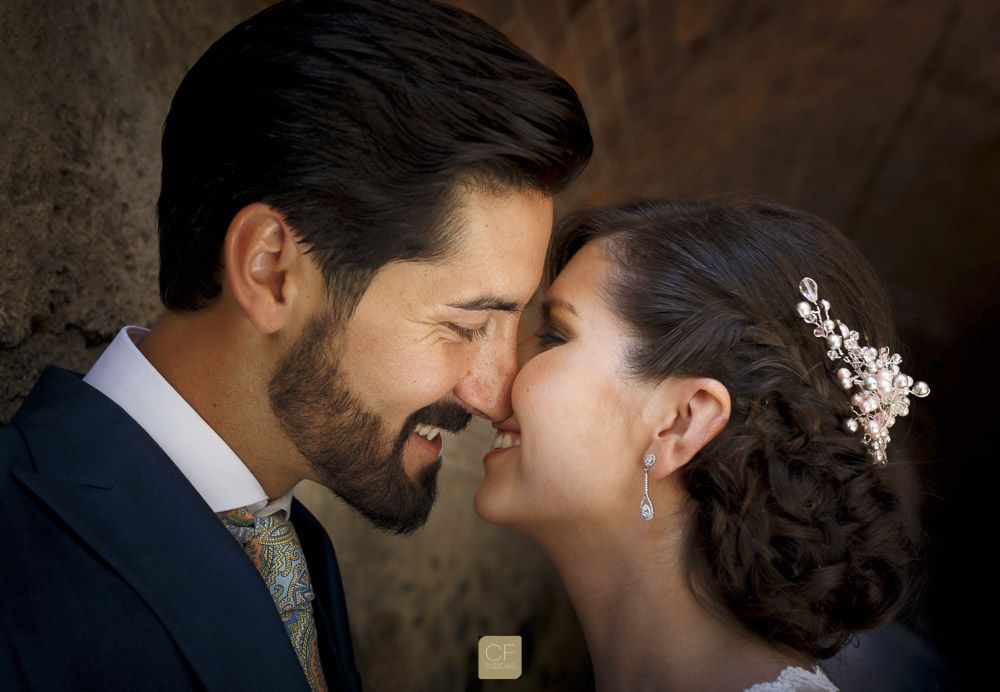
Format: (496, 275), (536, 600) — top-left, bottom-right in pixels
(223, 203), (305, 334)
(643, 377), (731, 479)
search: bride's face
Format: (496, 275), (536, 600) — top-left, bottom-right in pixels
(475, 239), (654, 534)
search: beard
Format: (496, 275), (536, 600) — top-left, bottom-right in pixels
(268, 312), (472, 534)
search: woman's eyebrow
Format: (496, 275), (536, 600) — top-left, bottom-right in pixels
(541, 297), (578, 321)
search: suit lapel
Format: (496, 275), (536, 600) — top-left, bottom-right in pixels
(292, 500), (362, 692)
(12, 368), (311, 692)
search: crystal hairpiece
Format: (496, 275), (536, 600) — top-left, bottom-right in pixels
(795, 277), (929, 464)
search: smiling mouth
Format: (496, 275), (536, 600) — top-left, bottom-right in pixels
(406, 401), (473, 445)
(490, 430), (521, 450)
(413, 424), (444, 441)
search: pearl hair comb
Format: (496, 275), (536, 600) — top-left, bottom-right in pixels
(795, 277), (929, 465)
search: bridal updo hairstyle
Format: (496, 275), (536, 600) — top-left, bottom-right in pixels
(549, 198), (916, 660)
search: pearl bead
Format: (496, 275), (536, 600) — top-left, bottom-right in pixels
(791, 276), (929, 464)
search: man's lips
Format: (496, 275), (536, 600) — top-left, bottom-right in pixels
(408, 424), (445, 458)
(402, 401), (472, 457)
(406, 401), (473, 437)
(413, 423), (444, 442)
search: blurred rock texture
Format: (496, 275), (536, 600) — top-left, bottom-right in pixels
(2, 0), (995, 689)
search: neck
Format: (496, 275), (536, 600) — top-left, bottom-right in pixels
(138, 305), (304, 499)
(528, 517), (805, 692)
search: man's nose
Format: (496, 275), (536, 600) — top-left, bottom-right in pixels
(452, 328), (517, 422)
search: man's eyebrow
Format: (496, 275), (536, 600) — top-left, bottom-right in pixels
(446, 295), (523, 313)
(541, 297), (578, 320)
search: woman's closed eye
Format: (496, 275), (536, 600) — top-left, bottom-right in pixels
(534, 328), (566, 348)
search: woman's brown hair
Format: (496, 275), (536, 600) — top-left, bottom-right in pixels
(550, 198), (917, 659)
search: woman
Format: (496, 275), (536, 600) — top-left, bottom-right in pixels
(475, 199), (925, 691)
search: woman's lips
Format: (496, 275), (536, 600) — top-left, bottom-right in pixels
(484, 429), (521, 464)
(489, 429), (521, 450)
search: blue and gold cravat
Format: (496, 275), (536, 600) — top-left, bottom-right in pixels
(219, 507), (328, 692)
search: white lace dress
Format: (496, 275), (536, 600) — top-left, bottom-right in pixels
(742, 666), (838, 692)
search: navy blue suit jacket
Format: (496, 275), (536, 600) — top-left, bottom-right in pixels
(0, 367), (362, 691)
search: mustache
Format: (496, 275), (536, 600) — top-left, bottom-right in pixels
(405, 400), (473, 435)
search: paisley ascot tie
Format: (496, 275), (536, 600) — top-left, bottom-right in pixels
(218, 507), (328, 692)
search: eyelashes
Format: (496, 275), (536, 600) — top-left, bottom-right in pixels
(445, 321), (566, 347)
(534, 329), (566, 348)
(448, 323), (490, 342)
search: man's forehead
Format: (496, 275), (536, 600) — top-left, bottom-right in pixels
(368, 186), (552, 314)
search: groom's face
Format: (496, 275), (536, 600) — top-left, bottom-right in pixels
(269, 186), (553, 533)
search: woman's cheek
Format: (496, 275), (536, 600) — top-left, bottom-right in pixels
(511, 356), (545, 411)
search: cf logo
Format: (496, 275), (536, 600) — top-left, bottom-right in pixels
(484, 643), (517, 662)
(478, 636), (522, 680)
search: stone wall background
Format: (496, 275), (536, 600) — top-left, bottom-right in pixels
(2, 0), (995, 689)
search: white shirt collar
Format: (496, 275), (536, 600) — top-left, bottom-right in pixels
(84, 326), (292, 519)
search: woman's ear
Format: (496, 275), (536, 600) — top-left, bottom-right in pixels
(223, 203), (306, 334)
(643, 377), (731, 479)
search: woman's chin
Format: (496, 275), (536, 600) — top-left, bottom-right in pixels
(475, 485), (567, 552)
(473, 482), (541, 536)
(472, 482), (512, 527)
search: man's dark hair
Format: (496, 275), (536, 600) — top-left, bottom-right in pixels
(157, 0), (592, 318)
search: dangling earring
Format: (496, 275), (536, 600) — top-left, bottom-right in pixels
(640, 453), (655, 520)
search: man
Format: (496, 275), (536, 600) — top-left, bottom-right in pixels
(0, 0), (591, 690)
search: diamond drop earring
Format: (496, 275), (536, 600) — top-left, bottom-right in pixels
(640, 454), (655, 520)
